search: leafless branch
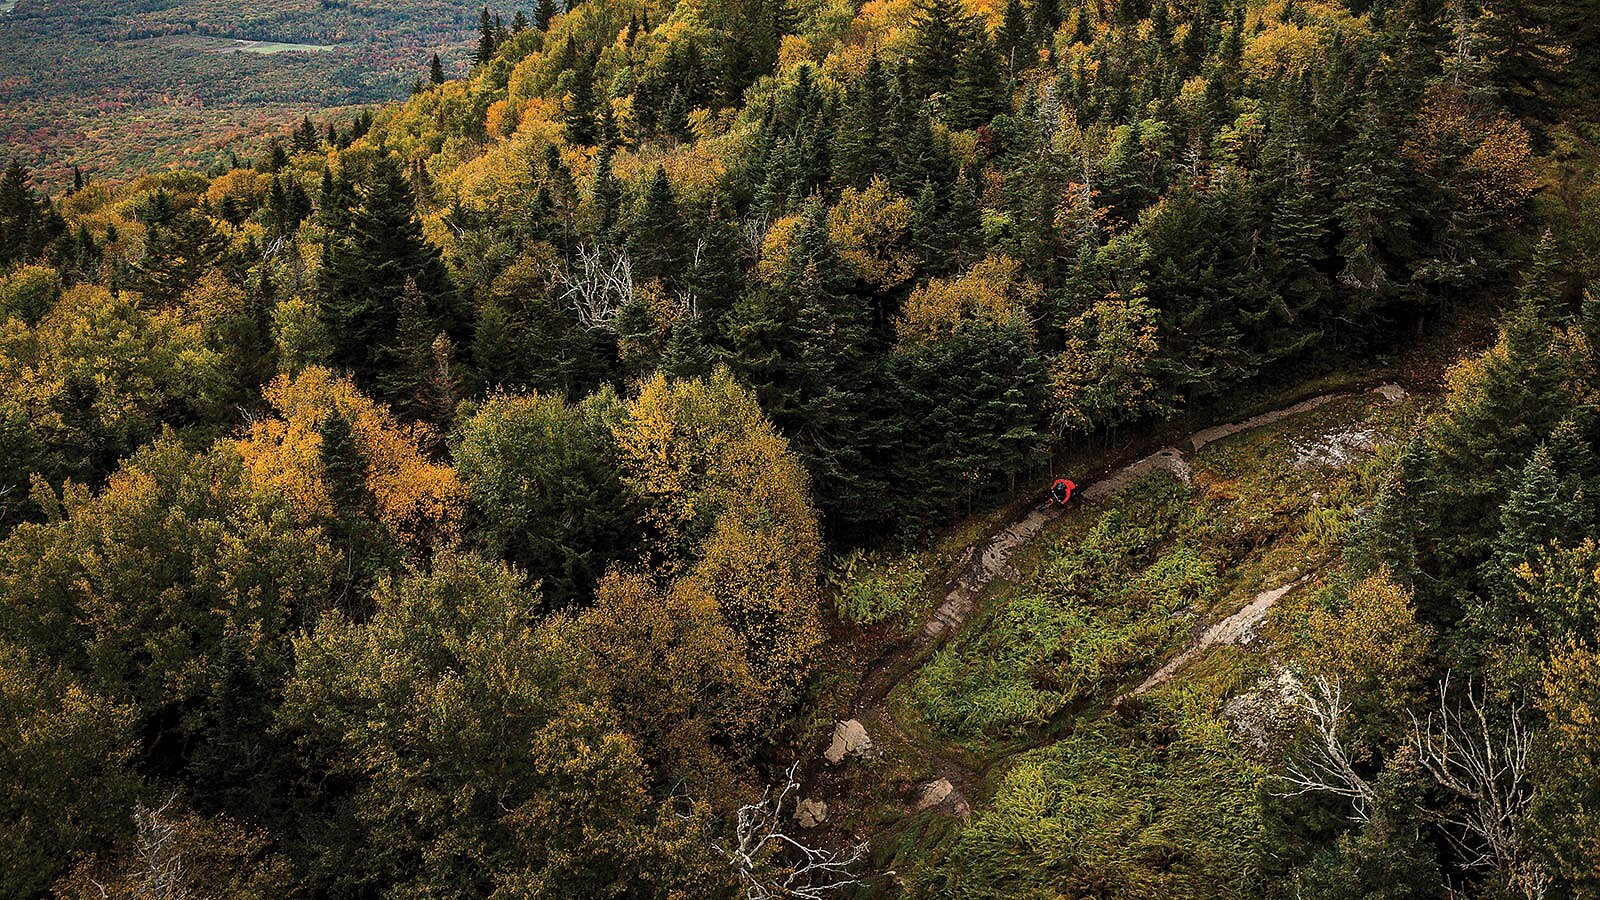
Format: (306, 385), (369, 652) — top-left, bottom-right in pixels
(1412, 674), (1547, 900)
(552, 243), (635, 332)
(710, 763), (867, 900)
(133, 794), (193, 900)
(1275, 673), (1375, 822)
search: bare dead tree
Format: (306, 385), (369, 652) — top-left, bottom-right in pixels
(1276, 673), (1375, 822)
(553, 243), (635, 332)
(740, 215), (771, 263)
(710, 763), (867, 900)
(111, 794), (193, 900)
(1412, 675), (1547, 900)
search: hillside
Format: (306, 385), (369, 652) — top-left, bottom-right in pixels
(0, 0), (476, 183)
(2, 0), (1600, 896)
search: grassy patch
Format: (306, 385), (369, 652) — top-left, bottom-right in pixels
(909, 473), (1221, 738)
(917, 686), (1268, 899)
(195, 38), (339, 54)
(828, 547), (938, 632)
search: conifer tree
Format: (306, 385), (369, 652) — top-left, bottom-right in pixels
(628, 166), (686, 283)
(429, 53), (446, 85)
(999, 0), (1030, 73)
(475, 8), (499, 66)
(564, 54), (600, 146)
(320, 155), (461, 398)
(535, 0), (558, 29)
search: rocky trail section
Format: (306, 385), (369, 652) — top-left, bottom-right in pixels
(806, 384), (1408, 829)
(1118, 575), (1313, 703)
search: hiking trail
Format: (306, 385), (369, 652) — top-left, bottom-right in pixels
(809, 384), (1407, 827)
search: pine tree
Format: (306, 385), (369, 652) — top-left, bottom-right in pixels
(588, 112), (623, 240)
(292, 116), (318, 154)
(660, 88), (692, 143)
(564, 54), (600, 146)
(511, 10), (529, 33)
(319, 155), (461, 397)
(948, 22), (1006, 128)
(1031, 0), (1063, 47)
(999, 0), (1030, 73)
(429, 53), (446, 85)
(659, 316), (716, 379)
(127, 210), (229, 306)
(833, 52), (891, 189)
(908, 0), (966, 101)
(535, 0), (558, 29)
(474, 8), (499, 66)
(689, 200), (746, 333)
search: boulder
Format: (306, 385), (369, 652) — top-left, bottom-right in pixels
(823, 719), (872, 764)
(795, 797), (828, 828)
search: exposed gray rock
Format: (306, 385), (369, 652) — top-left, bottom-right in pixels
(824, 719), (873, 764)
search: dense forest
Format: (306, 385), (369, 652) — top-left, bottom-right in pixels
(2, 0), (1600, 895)
(0, 0), (475, 182)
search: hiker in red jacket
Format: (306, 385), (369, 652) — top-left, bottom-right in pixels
(1049, 478), (1077, 506)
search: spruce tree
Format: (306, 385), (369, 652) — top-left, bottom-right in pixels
(627, 166), (686, 282)
(319, 155), (460, 398)
(564, 54), (600, 146)
(1000, 0), (1030, 73)
(429, 53), (446, 85)
(535, 0), (558, 29)
(474, 8), (499, 66)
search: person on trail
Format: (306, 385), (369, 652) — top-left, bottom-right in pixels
(1049, 478), (1076, 506)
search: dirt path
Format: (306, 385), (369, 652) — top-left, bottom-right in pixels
(816, 384), (1407, 822)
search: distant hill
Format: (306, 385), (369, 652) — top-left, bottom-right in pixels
(0, 0), (478, 184)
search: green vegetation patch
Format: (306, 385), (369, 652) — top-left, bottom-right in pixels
(910, 474), (1221, 737)
(921, 686), (1266, 899)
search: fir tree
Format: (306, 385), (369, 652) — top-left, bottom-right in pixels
(628, 166), (686, 282)
(564, 54), (600, 146)
(429, 53), (446, 85)
(535, 0), (558, 29)
(319, 155), (461, 397)
(475, 8), (499, 66)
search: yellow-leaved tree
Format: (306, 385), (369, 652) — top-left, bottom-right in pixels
(588, 369), (824, 767)
(895, 254), (1038, 346)
(236, 367), (465, 551)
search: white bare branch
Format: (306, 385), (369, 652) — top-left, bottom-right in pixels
(740, 216), (771, 262)
(1412, 675), (1547, 900)
(709, 762), (867, 900)
(552, 243), (635, 332)
(133, 794), (194, 900)
(1275, 673), (1375, 822)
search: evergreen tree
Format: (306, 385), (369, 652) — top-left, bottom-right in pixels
(319, 155), (462, 400)
(833, 52), (891, 189)
(535, 0), (558, 29)
(627, 166), (687, 283)
(948, 22), (1006, 128)
(429, 53), (446, 85)
(999, 0), (1031, 73)
(1030, 0), (1062, 46)
(511, 9), (530, 33)
(475, 8), (499, 66)
(127, 210), (229, 306)
(564, 54), (600, 146)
